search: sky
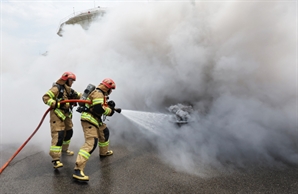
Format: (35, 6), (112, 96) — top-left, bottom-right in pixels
(1, 0), (297, 177)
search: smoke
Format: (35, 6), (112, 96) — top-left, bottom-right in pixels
(1, 1), (297, 177)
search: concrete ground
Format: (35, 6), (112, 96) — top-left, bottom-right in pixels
(0, 142), (297, 194)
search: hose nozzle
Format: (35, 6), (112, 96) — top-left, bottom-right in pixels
(114, 108), (121, 113)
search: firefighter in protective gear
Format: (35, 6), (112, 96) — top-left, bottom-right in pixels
(73, 78), (116, 181)
(42, 71), (81, 169)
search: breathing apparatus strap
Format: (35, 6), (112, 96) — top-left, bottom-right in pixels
(53, 84), (65, 99)
(93, 88), (108, 121)
(96, 88), (104, 94)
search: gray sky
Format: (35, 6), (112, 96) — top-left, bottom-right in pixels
(1, 1), (297, 177)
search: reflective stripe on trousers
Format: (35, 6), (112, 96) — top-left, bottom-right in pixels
(78, 149), (91, 159)
(98, 140), (109, 147)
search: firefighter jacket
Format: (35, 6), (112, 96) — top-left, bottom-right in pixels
(81, 84), (113, 128)
(42, 79), (81, 121)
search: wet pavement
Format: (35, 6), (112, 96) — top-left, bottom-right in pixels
(0, 142), (298, 194)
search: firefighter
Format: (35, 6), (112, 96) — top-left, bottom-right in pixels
(42, 71), (81, 169)
(73, 78), (116, 181)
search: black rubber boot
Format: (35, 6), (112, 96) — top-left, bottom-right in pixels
(52, 160), (63, 169)
(73, 169), (89, 181)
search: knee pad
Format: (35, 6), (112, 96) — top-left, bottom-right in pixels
(89, 138), (98, 154)
(64, 129), (73, 141)
(103, 127), (110, 142)
(57, 131), (65, 146)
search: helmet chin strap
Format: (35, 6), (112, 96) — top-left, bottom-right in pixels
(107, 89), (112, 95)
(66, 79), (71, 87)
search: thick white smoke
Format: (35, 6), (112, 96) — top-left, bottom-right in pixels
(1, 2), (297, 177)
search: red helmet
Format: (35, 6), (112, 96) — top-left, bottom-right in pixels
(102, 78), (116, 89)
(61, 71), (76, 81)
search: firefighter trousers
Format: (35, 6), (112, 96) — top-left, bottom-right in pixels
(49, 111), (73, 161)
(74, 121), (110, 171)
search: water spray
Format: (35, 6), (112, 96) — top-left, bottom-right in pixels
(119, 109), (175, 136)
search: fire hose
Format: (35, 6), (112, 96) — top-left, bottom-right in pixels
(0, 99), (92, 174)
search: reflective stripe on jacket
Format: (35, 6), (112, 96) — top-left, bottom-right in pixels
(43, 84), (80, 121)
(81, 112), (102, 128)
(80, 89), (112, 127)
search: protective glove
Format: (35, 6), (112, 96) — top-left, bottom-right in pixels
(109, 108), (115, 116)
(51, 101), (57, 109)
(70, 89), (79, 99)
(107, 101), (116, 109)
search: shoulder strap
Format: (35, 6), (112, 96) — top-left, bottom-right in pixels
(54, 84), (64, 99)
(96, 88), (104, 94)
(96, 88), (109, 101)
